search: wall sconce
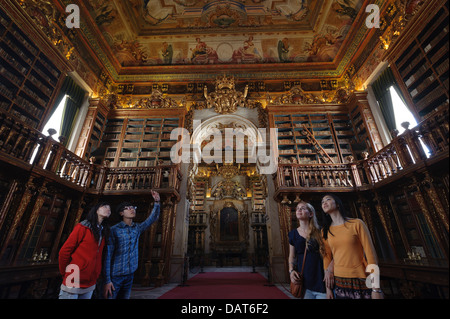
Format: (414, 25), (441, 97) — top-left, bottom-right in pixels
(206, 187), (211, 198)
(246, 188), (252, 198)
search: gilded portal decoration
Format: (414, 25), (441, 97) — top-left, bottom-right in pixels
(213, 163), (240, 179)
(211, 179), (246, 200)
(203, 75), (249, 114)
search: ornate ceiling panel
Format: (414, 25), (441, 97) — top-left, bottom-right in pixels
(63, 0), (378, 82)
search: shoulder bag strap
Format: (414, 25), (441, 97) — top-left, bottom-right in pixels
(300, 241), (308, 276)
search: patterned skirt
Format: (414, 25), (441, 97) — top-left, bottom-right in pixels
(334, 277), (372, 299)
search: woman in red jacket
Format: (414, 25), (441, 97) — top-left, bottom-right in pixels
(58, 202), (111, 299)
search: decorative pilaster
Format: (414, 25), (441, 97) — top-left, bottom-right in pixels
(412, 177), (449, 258)
(374, 192), (396, 255)
(13, 181), (48, 263)
(0, 177), (36, 260)
(421, 173), (449, 233)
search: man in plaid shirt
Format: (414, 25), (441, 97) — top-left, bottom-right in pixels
(103, 190), (160, 299)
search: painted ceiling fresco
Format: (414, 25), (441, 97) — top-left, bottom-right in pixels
(79, 0), (365, 75)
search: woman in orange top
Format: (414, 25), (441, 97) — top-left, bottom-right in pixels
(321, 194), (383, 299)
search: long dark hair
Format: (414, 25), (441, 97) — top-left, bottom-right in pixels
(85, 202), (110, 243)
(321, 193), (351, 240)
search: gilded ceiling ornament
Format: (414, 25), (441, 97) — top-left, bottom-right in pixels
(287, 0), (309, 21)
(203, 75), (249, 114)
(379, 0), (425, 50)
(134, 89), (180, 109)
(20, 0), (75, 61)
(270, 85), (319, 105)
(207, 4), (241, 28)
(172, 0), (203, 7)
(109, 89), (181, 109)
(113, 40), (149, 65)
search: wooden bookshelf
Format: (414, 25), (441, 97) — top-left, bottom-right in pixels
(0, 7), (63, 129)
(251, 178), (266, 212)
(388, 190), (446, 260)
(349, 93), (384, 157)
(190, 180), (206, 212)
(349, 105), (374, 156)
(74, 98), (109, 161)
(99, 116), (181, 167)
(273, 112), (356, 164)
(388, 1), (449, 119)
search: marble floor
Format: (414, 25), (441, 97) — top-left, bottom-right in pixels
(130, 266), (295, 299)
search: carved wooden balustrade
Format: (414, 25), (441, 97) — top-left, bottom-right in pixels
(0, 110), (182, 195)
(274, 107), (449, 192)
(275, 163), (356, 190)
(1, 106), (447, 195)
(102, 165), (182, 197)
(362, 107), (448, 185)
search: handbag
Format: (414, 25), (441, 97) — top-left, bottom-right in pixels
(290, 242), (307, 298)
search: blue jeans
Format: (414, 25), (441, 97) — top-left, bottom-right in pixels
(59, 289), (94, 299)
(303, 289), (327, 299)
(109, 274), (134, 299)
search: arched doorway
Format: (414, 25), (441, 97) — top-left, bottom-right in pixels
(187, 114), (269, 269)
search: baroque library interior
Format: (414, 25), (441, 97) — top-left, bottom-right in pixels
(0, 0), (448, 300)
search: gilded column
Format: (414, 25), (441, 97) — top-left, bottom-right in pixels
(374, 192), (396, 254)
(422, 173), (449, 232)
(0, 179), (18, 230)
(0, 177), (36, 260)
(13, 182), (48, 264)
(278, 202), (292, 273)
(412, 179), (449, 258)
(161, 197), (176, 282)
(356, 198), (375, 242)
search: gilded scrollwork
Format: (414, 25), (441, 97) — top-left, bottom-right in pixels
(203, 75), (249, 114)
(111, 89), (181, 109)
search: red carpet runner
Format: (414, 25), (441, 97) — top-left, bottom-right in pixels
(158, 272), (290, 299)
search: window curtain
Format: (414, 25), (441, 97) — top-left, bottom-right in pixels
(47, 76), (75, 121)
(371, 67), (399, 134)
(59, 77), (86, 146)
